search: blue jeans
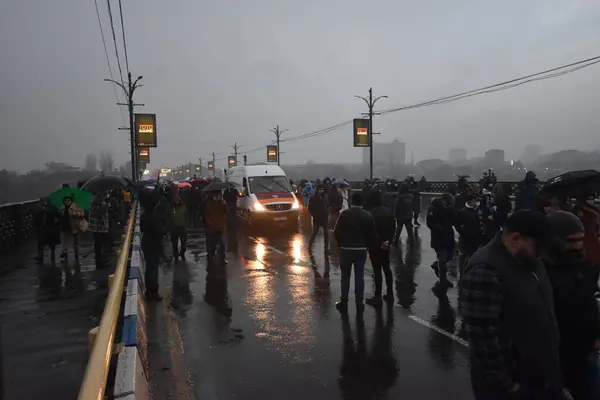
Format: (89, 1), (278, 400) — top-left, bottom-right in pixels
(339, 249), (367, 303)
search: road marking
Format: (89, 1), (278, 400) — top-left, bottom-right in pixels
(249, 237), (286, 256)
(408, 315), (469, 347)
(252, 235), (470, 348)
(163, 294), (196, 400)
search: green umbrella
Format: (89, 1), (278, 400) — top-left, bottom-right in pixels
(48, 187), (92, 211)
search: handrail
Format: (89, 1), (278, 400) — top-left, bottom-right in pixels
(78, 202), (137, 400)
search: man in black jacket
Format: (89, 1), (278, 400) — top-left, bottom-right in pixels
(308, 185), (329, 252)
(456, 193), (485, 268)
(328, 185), (343, 229)
(364, 191), (396, 307)
(334, 192), (377, 313)
(460, 210), (569, 400)
(140, 193), (165, 301)
(394, 184), (414, 243)
(545, 211), (600, 400)
(426, 193), (456, 288)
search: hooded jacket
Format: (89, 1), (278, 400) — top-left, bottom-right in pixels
(426, 198), (455, 250)
(308, 192), (329, 223)
(544, 250), (600, 370)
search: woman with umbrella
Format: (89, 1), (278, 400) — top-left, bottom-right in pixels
(59, 195), (85, 261)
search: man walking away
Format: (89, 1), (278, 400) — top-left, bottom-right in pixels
(515, 171), (539, 211)
(308, 185), (330, 253)
(393, 184), (414, 244)
(223, 186), (239, 251)
(168, 196), (189, 262)
(460, 210), (569, 400)
(89, 194), (110, 270)
(408, 177), (421, 226)
(140, 193), (164, 301)
(364, 191), (396, 307)
(34, 197), (60, 265)
(328, 185), (343, 230)
(545, 211), (600, 400)
(204, 190), (228, 264)
(456, 193), (486, 269)
(426, 193), (455, 288)
(334, 193), (377, 313)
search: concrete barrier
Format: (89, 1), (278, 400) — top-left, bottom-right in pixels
(114, 210), (149, 399)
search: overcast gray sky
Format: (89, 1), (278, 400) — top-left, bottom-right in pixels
(1, 0), (599, 172)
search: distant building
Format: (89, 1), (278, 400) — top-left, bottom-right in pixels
(520, 145), (541, 167)
(449, 148), (467, 163)
(362, 140), (406, 166)
(484, 149), (505, 169)
(416, 159), (447, 171)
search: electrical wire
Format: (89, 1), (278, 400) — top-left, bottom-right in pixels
(93, 0), (126, 123)
(106, 0), (125, 85)
(117, 0), (129, 73)
(377, 55), (600, 115)
(207, 55), (600, 164)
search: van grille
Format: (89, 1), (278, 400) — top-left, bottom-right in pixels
(265, 204), (292, 211)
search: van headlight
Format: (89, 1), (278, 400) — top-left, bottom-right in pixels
(292, 200), (299, 210)
(254, 202), (266, 212)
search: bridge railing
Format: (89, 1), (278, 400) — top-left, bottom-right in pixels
(0, 200), (39, 253)
(78, 202), (137, 400)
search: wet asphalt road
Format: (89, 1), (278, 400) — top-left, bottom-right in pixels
(151, 214), (474, 400)
(0, 235), (122, 399)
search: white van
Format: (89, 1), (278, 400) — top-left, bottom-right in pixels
(226, 165), (299, 230)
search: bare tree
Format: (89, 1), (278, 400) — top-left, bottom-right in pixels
(99, 151), (114, 174)
(84, 152), (97, 172)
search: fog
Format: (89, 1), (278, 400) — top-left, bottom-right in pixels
(1, 0), (599, 172)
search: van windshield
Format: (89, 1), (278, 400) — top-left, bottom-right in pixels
(248, 175), (291, 194)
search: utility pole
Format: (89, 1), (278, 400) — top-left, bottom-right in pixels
(105, 72), (144, 182)
(270, 125), (289, 166)
(355, 87), (387, 180)
(231, 142), (241, 165)
(212, 152), (216, 176)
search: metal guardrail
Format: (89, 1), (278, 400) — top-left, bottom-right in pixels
(78, 202), (137, 400)
(0, 200), (39, 253)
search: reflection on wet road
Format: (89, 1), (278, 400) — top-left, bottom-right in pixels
(156, 217), (474, 399)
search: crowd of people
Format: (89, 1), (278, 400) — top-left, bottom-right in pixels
(300, 170), (600, 400)
(33, 169), (600, 399)
(137, 178), (234, 300)
(34, 188), (130, 269)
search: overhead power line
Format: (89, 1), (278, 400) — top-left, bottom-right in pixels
(93, 0), (126, 123)
(213, 54), (600, 163)
(106, 0), (124, 85)
(117, 0), (130, 73)
(377, 55), (600, 115)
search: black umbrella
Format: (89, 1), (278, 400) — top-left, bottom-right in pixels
(202, 181), (234, 192)
(539, 170), (600, 196)
(82, 175), (129, 193)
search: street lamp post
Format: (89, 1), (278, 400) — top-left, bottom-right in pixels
(355, 88), (387, 180)
(105, 72), (144, 182)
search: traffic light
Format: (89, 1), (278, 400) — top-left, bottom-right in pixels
(243, 155), (247, 165)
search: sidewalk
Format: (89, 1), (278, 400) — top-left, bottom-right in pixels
(0, 234), (122, 399)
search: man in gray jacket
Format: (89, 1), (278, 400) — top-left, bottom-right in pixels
(460, 210), (570, 400)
